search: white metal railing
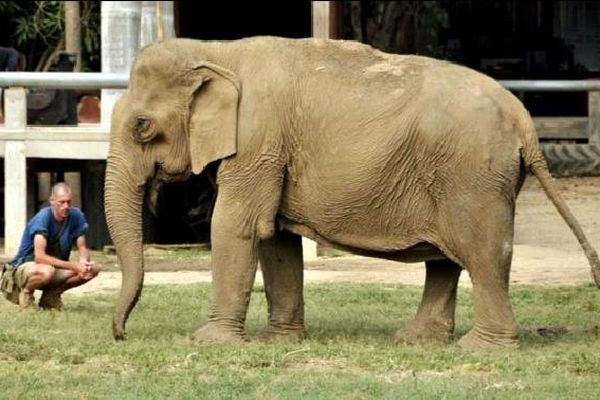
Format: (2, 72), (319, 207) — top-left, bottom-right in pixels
(0, 72), (129, 89)
(2, 72), (600, 91)
(501, 80), (600, 92)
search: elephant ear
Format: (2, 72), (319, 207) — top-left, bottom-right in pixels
(188, 62), (241, 175)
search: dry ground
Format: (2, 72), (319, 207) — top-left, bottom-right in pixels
(63, 175), (600, 295)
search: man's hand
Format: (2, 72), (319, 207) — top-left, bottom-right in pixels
(77, 259), (98, 280)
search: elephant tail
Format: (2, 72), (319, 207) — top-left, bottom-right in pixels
(518, 115), (600, 288)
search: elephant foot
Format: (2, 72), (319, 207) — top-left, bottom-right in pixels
(191, 322), (246, 344)
(395, 320), (453, 345)
(113, 319), (127, 341)
(458, 327), (519, 351)
(256, 325), (305, 343)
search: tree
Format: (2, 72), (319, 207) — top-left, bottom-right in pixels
(0, 1), (100, 71)
(65, 1), (81, 71)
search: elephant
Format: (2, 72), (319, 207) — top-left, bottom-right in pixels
(104, 36), (600, 350)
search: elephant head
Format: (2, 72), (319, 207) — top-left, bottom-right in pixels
(104, 41), (240, 339)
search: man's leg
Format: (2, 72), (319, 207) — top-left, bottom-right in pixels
(39, 265), (100, 310)
(14, 261), (54, 309)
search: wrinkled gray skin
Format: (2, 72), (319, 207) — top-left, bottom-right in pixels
(105, 36), (600, 350)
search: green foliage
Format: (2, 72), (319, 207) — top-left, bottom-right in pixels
(1, 282), (600, 398)
(0, 1), (22, 13)
(1, 0), (100, 71)
(13, 1), (64, 47)
(80, 0), (101, 69)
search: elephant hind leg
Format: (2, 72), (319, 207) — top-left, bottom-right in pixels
(396, 258), (461, 345)
(457, 251), (519, 351)
(256, 229), (305, 342)
(439, 195), (520, 350)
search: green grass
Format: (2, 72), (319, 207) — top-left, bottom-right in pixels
(143, 247), (212, 261)
(1, 283), (599, 399)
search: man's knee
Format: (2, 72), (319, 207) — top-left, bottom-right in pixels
(31, 264), (56, 286)
(16, 262), (54, 288)
(15, 262), (34, 288)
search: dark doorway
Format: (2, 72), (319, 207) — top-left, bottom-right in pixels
(176, 1), (312, 40)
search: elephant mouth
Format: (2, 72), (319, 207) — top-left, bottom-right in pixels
(155, 162), (192, 183)
(146, 164), (192, 216)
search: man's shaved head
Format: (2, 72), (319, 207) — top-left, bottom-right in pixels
(50, 182), (72, 200)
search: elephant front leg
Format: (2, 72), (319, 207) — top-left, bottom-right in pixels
(396, 258), (461, 344)
(191, 207), (259, 343)
(257, 230), (305, 342)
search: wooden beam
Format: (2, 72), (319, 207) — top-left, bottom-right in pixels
(0, 126), (110, 158)
(588, 87), (600, 145)
(329, 1), (342, 39)
(0, 127), (109, 141)
(0, 139), (109, 158)
(24, 141), (109, 159)
(534, 117), (588, 140)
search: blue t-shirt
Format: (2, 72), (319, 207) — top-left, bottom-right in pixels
(10, 206), (89, 267)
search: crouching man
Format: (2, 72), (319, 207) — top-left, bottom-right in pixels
(1, 182), (101, 310)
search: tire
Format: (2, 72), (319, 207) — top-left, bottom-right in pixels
(541, 143), (600, 177)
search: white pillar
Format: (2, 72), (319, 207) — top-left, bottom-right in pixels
(3, 88), (27, 256)
(4, 142), (26, 257)
(312, 1), (332, 38)
(101, 1), (141, 128)
(141, 1), (176, 46)
(64, 172), (82, 208)
(3, 87), (26, 130)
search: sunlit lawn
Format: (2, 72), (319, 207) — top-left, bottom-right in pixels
(1, 282), (599, 399)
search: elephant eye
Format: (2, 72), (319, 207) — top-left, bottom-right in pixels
(135, 117), (150, 133)
(132, 116), (157, 143)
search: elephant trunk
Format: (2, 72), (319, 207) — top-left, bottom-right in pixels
(104, 151), (147, 340)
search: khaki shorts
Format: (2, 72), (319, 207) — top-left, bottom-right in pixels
(14, 261), (73, 289)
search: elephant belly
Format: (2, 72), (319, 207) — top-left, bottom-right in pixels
(279, 171), (438, 258)
(279, 217), (446, 263)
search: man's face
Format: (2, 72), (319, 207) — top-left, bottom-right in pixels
(50, 190), (72, 222)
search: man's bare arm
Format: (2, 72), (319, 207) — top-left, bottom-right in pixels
(33, 234), (82, 273)
(76, 235), (91, 263)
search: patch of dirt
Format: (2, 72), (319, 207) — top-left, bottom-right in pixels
(15, 176), (600, 295)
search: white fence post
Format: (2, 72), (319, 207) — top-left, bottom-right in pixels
(3, 87), (27, 256)
(302, 237), (318, 261)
